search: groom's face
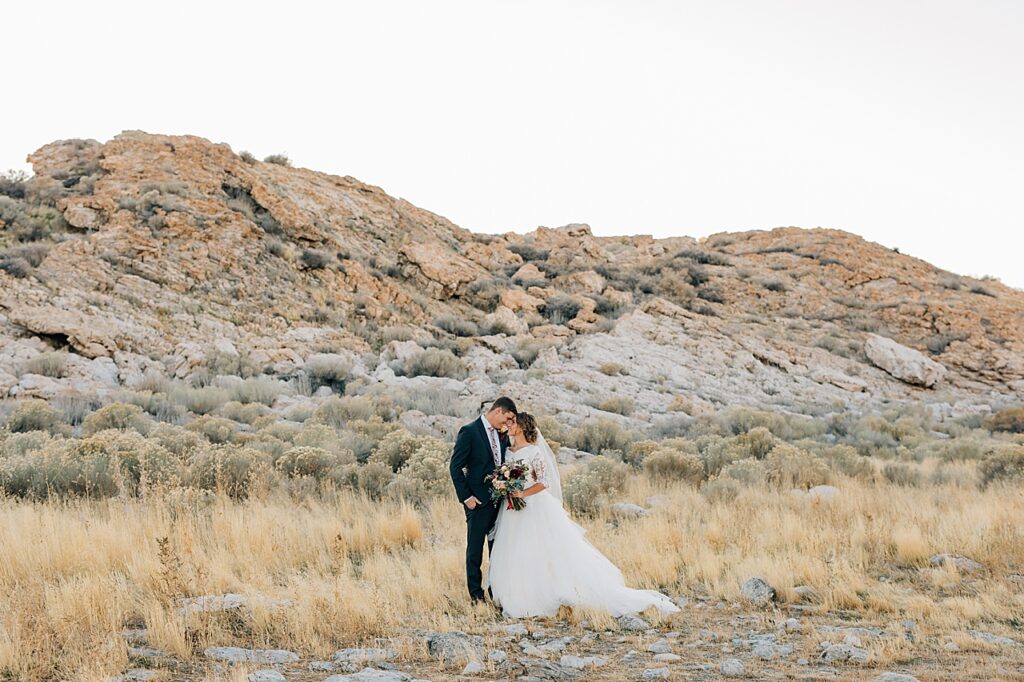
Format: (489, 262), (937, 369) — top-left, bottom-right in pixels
(488, 409), (516, 433)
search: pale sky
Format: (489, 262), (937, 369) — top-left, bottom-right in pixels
(6, 1), (1023, 288)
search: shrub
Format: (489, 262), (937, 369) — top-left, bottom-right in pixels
(149, 424), (204, 459)
(978, 446), (1024, 487)
(562, 456), (631, 515)
(541, 295), (581, 325)
(82, 402), (152, 436)
(715, 458), (765, 485)
(508, 242), (550, 262)
(764, 444), (830, 489)
(370, 429), (434, 472)
(697, 436), (747, 477)
(264, 154), (291, 166)
(168, 384), (230, 415)
(52, 394), (99, 426)
(643, 448), (705, 484)
(300, 248), (334, 269)
(464, 279), (504, 312)
(393, 348), (467, 379)
(23, 351), (69, 378)
(187, 415), (238, 444)
(186, 444), (274, 498)
(313, 396), (375, 427)
(274, 446), (355, 479)
(735, 427), (775, 460)
(387, 437), (451, 503)
(819, 444), (873, 479)
(231, 377), (284, 405)
(569, 418), (635, 455)
(357, 461), (394, 498)
(239, 150), (257, 164)
(700, 476), (743, 503)
(434, 314), (479, 337)
(882, 462), (923, 487)
(597, 396), (635, 416)
(0, 431), (53, 458)
(511, 339), (557, 369)
(624, 439), (660, 468)
(76, 430), (181, 492)
(0, 256), (32, 278)
(5, 399), (66, 434)
(304, 354), (353, 392)
(599, 362), (626, 376)
(987, 407), (1024, 434)
(220, 401), (266, 425)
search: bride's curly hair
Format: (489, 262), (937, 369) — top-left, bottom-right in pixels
(516, 412), (539, 443)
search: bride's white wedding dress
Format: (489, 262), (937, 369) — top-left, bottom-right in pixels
(487, 433), (680, 619)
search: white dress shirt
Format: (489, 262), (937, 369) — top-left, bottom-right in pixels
(480, 415), (501, 466)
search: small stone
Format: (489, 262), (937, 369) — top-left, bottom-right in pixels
(968, 630), (1018, 647)
(740, 577), (776, 605)
(505, 623), (529, 637)
(820, 643), (869, 664)
(778, 617), (802, 632)
(793, 585), (821, 603)
(928, 553), (985, 574)
(425, 631), (485, 664)
(247, 672), (286, 682)
(322, 670), (414, 682)
(617, 614), (650, 631)
(943, 641), (960, 652)
(653, 653), (681, 662)
(611, 502), (647, 518)
(843, 634), (863, 648)
(203, 646), (299, 664)
(872, 675), (921, 682)
(720, 658), (745, 677)
(671, 595), (689, 608)
(309, 662), (335, 672)
(461, 661), (485, 675)
(798, 658), (809, 665)
(753, 642), (776, 660)
(115, 671), (159, 682)
(642, 668), (669, 679)
(333, 648), (396, 664)
(559, 654), (607, 669)
(488, 650), (507, 664)
(646, 639), (672, 654)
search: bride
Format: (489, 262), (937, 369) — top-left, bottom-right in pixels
(486, 412), (680, 619)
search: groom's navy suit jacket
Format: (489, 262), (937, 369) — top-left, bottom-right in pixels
(450, 417), (509, 506)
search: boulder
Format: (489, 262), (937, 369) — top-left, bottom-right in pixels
(740, 577), (776, 605)
(864, 334), (947, 387)
(63, 203), (102, 230)
(203, 646), (299, 664)
(483, 305), (529, 335)
(928, 553), (985, 573)
(511, 262), (545, 283)
(425, 631), (484, 664)
(720, 658), (744, 677)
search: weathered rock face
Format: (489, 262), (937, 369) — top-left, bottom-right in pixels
(1, 132), (1022, 417)
(864, 334), (947, 387)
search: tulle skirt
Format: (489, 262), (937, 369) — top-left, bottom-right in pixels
(486, 490), (680, 619)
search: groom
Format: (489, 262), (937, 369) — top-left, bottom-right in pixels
(449, 396), (518, 603)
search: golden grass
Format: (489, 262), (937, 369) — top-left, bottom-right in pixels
(1, 475), (1022, 679)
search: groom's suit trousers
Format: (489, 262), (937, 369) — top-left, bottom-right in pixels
(464, 501), (499, 601)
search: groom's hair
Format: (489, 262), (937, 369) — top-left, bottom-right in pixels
(488, 396), (518, 415)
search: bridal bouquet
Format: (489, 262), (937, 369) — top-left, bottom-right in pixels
(486, 461), (532, 511)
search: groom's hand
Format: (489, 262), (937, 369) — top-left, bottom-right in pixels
(464, 496), (481, 510)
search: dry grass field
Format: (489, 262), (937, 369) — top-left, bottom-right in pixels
(2, 464), (1023, 681)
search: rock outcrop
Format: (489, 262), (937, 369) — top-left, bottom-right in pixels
(1, 131), (1022, 420)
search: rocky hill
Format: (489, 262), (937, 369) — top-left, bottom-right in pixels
(1, 131), (1022, 433)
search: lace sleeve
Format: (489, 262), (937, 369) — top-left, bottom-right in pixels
(529, 448), (549, 487)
